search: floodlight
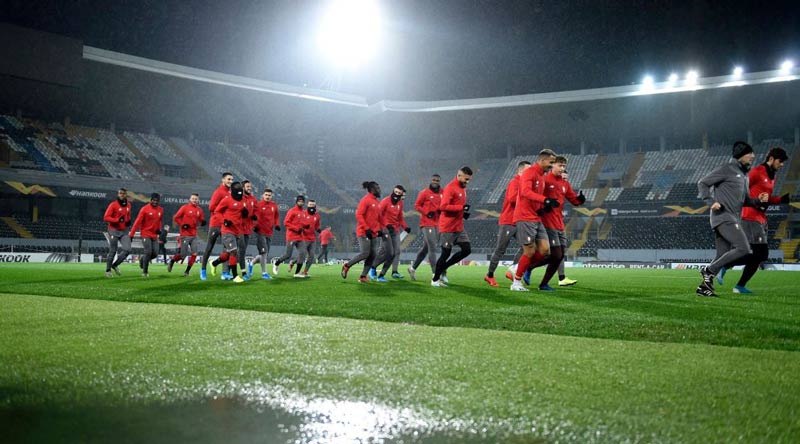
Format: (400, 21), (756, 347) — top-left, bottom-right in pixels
(317, 0), (382, 68)
(780, 60), (794, 74)
(732, 66), (743, 78)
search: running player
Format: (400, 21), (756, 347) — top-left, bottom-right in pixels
(342, 181), (382, 283)
(373, 185), (410, 281)
(431, 167), (473, 287)
(252, 188), (280, 279)
(168, 193), (206, 276)
(272, 195), (306, 275)
(485, 161), (531, 287)
(103, 188), (133, 277)
(295, 199), (321, 277)
(129, 193), (164, 277)
(209, 181), (247, 283)
(201, 172), (233, 280)
(408, 174), (442, 281)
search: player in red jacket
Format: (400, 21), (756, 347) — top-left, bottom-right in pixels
(208, 181), (247, 283)
(342, 181), (382, 283)
(129, 193), (164, 277)
(717, 147), (791, 293)
(272, 195), (307, 275)
(408, 174), (443, 280)
(373, 185), (410, 281)
(294, 199), (321, 277)
(103, 188), (133, 277)
(251, 188), (281, 279)
(167, 193), (206, 276)
(484, 161), (531, 287)
(431, 167), (473, 287)
(536, 156), (586, 290)
(201, 172), (233, 280)
(509, 149), (558, 291)
(237, 180), (258, 280)
(316, 226), (335, 264)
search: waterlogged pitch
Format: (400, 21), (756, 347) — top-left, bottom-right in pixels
(1, 263), (799, 443)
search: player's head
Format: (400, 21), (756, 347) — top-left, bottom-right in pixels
(516, 160), (532, 175)
(429, 174), (441, 191)
(551, 156), (568, 176)
(230, 182), (244, 201)
(307, 199), (317, 214)
(537, 149), (557, 171)
(117, 188), (128, 204)
(242, 180), (252, 195)
(262, 188), (273, 201)
(221, 172), (233, 187)
(163, 224), (170, 231)
(149, 193), (160, 207)
(363, 181), (381, 198)
(732, 141), (755, 166)
(392, 185), (406, 203)
(189, 193), (199, 205)
(295, 195), (306, 208)
(765, 147), (789, 170)
(456, 166), (473, 188)
(325, 226), (331, 230)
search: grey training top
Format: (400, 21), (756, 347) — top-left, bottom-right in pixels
(697, 158), (762, 229)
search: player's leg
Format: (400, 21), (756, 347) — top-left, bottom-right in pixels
(487, 225), (514, 279)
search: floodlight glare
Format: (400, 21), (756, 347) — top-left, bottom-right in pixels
(641, 75), (655, 89)
(732, 66), (743, 78)
(317, 0), (382, 68)
(685, 70), (699, 85)
(780, 60), (794, 74)
(667, 73), (678, 84)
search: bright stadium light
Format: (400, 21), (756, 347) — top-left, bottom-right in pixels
(641, 75), (655, 91)
(666, 73), (678, 86)
(316, 0), (382, 68)
(685, 70), (699, 85)
(732, 66), (744, 79)
(780, 60), (794, 74)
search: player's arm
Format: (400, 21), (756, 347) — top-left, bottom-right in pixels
(564, 181), (584, 206)
(173, 206), (184, 225)
(128, 208), (144, 237)
(697, 165), (727, 205)
(274, 206), (281, 230)
(414, 191), (427, 215)
(355, 199), (369, 229)
(439, 188), (462, 212)
(209, 190), (224, 214)
(103, 203), (118, 224)
(503, 179), (519, 210)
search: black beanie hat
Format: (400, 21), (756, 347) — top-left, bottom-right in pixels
(150, 193), (160, 200)
(732, 141), (754, 159)
(295, 195), (305, 203)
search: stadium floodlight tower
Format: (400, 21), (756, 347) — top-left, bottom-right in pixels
(316, 0), (382, 69)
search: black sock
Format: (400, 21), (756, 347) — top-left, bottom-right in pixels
(487, 271), (494, 278)
(558, 274), (566, 280)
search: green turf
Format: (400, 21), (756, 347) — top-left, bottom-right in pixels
(0, 263), (798, 350)
(1, 263), (799, 443)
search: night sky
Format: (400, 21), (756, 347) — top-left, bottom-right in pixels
(3, 0), (799, 101)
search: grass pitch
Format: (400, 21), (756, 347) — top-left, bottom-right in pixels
(1, 262), (799, 443)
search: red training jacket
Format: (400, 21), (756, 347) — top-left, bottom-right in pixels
(513, 163), (548, 224)
(215, 196), (246, 235)
(541, 173), (582, 230)
(173, 202), (206, 237)
(742, 164), (784, 224)
(438, 176), (468, 233)
(240, 193), (257, 235)
(254, 200), (280, 236)
(103, 200), (133, 231)
(355, 193), (382, 237)
(208, 184), (230, 228)
(283, 205), (306, 242)
(380, 196), (409, 233)
(415, 187), (442, 228)
(129, 204), (164, 239)
(301, 211), (321, 242)
(319, 228), (334, 245)
(498, 175), (520, 226)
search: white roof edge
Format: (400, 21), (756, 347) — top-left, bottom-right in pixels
(84, 46), (798, 113)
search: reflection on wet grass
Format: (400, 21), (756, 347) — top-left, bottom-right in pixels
(0, 394), (525, 444)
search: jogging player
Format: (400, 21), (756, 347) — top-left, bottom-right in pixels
(537, 156), (586, 290)
(129, 193), (164, 277)
(510, 149), (558, 291)
(717, 146), (791, 293)
(295, 199), (321, 277)
(316, 226), (335, 264)
(485, 161), (531, 287)
(431, 167), (473, 287)
(168, 193), (206, 276)
(408, 174), (443, 280)
(342, 181), (382, 283)
(272, 195), (306, 275)
(373, 185), (410, 281)
(252, 188), (280, 279)
(103, 188), (133, 277)
(696, 141), (768, 297)
(238, 180), (258, 280)
(201, 172), (233, 280)
(208, 181), (246, 283)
